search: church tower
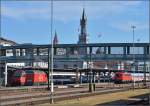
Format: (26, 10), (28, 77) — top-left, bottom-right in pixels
(78, 8), (88, 44)
(78, 9), (88, 55)
(53, 31), (58, 44)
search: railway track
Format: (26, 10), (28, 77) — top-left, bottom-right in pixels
(0, 83), (146, 106)
(0, 82), (138, 92)
(0, 88), (131, 106)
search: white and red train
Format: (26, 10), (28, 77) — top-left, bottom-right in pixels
(114, 71), (150, 83)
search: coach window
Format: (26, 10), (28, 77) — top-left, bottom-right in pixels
(64, 64), (68, 69)
(54, 64), (57, 68)
(73, 64), (77, 68)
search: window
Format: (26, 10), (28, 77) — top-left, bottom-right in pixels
(73, 64), (77, 68)
(64, 64), (68, 69)
(54, 64), (57, 68)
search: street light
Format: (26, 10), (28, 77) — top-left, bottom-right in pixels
(149, 14), (150, 105)
(149, 8), (150, 104)
(137, 39), (140, 87)
(137, 39), (140, 71)
(98, 33), (102, 83)
(131, 25), (136, 90)
(89, 47), (93, 92)
(147, 1), (150, 103)
(48, 0), (54, 104)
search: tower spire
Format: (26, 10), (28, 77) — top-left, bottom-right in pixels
(78, 8), (88, 45)
(82, 8), (86, 21)
(78, 8), (88, 55)
(53, 30), (58, 44)
(80, 8), (87, 35)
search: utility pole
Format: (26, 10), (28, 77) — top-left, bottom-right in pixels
(131, 25), (136, 90)
(137, 39), (140, 87)
(89, 47), (94, 92)
(89, 47), (92, 92)
(48, 48), (50, 90)
(49, 0), (54, 104)
(4, 61), (7, 87)
(143, 61), (146, 86)
(148, 1), (150, 105)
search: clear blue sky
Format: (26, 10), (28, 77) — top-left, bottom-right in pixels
(1, 1), (149, 44)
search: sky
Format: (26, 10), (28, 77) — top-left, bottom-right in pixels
(1, 0), (149, 44)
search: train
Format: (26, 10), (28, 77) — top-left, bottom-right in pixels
(11, 69), (150, 86)
(114, 71), (150, 83)
(11, 70), (76, 86)
(11, 70), (48, 86)
(53, 75), (76, 84)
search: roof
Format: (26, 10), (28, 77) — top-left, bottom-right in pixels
(53, 31), (58, 44)
(0, 37), (17, 45)
(81, 8), (87, 21)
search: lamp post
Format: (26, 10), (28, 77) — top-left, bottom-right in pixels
(131, 25), (136, 90)
(149, 15), (150, 105)
(149, 9), (150, 104)
(48, 0), (54, 104)
(137, 39), (140, 87)
(89, 47), (93, 92)
(98, 34), (102, 83)
(137, 38), (140, 73)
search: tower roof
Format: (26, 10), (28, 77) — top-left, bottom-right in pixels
(81, 8), (87, 21)
(78, 8), (88, 45)
(53, 31), (58, 44)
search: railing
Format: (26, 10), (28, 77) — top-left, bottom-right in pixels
(0, 43), (149, 62)
(0, 54), (149, 63)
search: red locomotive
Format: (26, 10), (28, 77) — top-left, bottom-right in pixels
(114, 72), (132, 83)
(11, 70), (48, 86)
(114, 71), (150, 83)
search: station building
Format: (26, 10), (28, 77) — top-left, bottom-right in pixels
(1, 9), (148, 86)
